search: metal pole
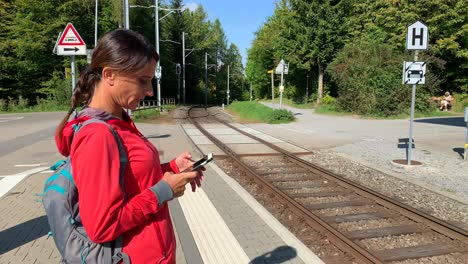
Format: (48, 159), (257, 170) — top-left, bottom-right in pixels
(182, 32), (186, 104)
(205, 52), (208, 107)
(407, 50), (419, 165)
(250, 83), (252, 101)
(227, 64), (230, 106)
(95, 0), (98, 47)
(71, 55), (76, 94)
(177, 72), (180, 104)
(306, 75), (309, 102)
(155, 0), (161, 109)
(124, 0), (129, 29)
(280, 62), (284, 109)
(123, 0), (131, 116)
(271, 70), (274, 108)
(465, 123), (468, 160)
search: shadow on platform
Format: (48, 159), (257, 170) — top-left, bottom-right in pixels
(453, 147), (465, 159)
(146, 134), (171, 139)
(415, 117), (465, 127)
(250, 245), (297, 264)
(0, 215), (49, 255)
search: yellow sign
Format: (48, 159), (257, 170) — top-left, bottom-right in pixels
(267, 70), (273, 74)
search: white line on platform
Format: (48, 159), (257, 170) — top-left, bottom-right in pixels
(209, 163), (325, 264)
(40, 170), (54, 174)
(14, 164), (43, 167)
(0, 167), (48, 199)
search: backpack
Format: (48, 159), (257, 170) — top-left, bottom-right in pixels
(42, 119), (131, 264)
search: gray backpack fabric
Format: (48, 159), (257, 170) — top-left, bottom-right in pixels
(42, 119), (131, 264)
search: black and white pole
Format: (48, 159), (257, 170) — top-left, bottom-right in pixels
(405, 21), (428, 165)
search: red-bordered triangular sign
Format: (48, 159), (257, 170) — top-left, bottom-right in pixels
(58, 23), (85, 46)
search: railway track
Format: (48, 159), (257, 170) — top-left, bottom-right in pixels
(180, 106), (468, 263)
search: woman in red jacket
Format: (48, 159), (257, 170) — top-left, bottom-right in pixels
(55, 29), (203, 263)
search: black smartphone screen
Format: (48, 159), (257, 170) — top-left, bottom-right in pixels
(192, 153), (213, 171)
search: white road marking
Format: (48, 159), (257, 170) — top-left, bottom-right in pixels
(0, 116), (24, 123)
(0, 167), (48, 198)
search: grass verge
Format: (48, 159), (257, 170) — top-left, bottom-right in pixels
(227, 101), (295, 124)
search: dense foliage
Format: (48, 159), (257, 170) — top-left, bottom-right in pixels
(246, 0), (468, 116)
(2, 0), (467, 116)
(0, 0), (246, 109)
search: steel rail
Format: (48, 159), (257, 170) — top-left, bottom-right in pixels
(219, 120), (468, 243)
(187, 111), (380, 264)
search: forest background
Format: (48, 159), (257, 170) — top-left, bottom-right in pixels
(1, 0), (467, 116)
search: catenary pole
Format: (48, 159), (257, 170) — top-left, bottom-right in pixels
(155, 0), (161, 109)
(182, 32), (186, 104)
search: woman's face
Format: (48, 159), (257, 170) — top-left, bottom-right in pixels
(111, 60), (156, 110)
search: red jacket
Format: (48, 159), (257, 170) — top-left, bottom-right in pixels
(55, 109), (179, 264)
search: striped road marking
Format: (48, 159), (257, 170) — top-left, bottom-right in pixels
(0, 116), (24, 123)
(0, 167), (49, 199)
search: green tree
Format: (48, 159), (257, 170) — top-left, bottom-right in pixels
(287, 0), (351, 103)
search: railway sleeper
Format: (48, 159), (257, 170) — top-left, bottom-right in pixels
(373, 243), (468, 262)
(344, 224), (424, 240)
(322, 212), (392, 223)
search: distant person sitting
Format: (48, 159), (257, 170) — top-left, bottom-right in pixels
(440, 91), (453, 111)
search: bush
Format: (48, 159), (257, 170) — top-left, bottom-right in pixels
(327, 38), (441, 117)
(267, 109), (295, 124)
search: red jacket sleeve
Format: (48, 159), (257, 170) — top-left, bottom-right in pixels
(71, 123), (163, 243)
(161, 159), (180, 174)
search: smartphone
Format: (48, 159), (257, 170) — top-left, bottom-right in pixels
(191, 153), (214, 171)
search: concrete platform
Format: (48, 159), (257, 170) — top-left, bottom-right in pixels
(0, 121), (323, 264)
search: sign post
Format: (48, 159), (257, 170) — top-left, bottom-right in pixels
(464, 107), (468, 160)
(275, 59), (288, 109)
(404, 21), (428, 165)
(54, 23), (87, 97)
(267, 70), (274, 108)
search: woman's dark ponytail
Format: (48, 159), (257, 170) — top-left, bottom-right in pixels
(55, 68), (100, 138)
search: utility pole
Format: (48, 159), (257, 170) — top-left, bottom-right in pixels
(95, 0), (98, 47)
(124, 0), (131, 116)
(155, 0), (161, 109)
(205, 52), (208, 107)
(124, 0), (129, 29)
(182, 32), (186, 104)
(227, 64), (230, 106)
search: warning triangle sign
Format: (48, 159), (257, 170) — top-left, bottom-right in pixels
(58, 23), (85, 46)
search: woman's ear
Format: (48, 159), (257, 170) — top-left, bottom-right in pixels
(101, 67), (115, 86)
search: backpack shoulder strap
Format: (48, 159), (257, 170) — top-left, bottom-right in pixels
(74, 119), (130, 264)
(75, 119), (128, 198)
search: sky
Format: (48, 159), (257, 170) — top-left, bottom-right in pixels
(183, 0), (277, 67)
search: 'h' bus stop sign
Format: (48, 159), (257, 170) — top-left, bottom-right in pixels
(406, 21), (428, 51)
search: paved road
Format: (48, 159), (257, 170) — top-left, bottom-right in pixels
(251, 103), (467, 159)
(0, 112), (64, 175)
